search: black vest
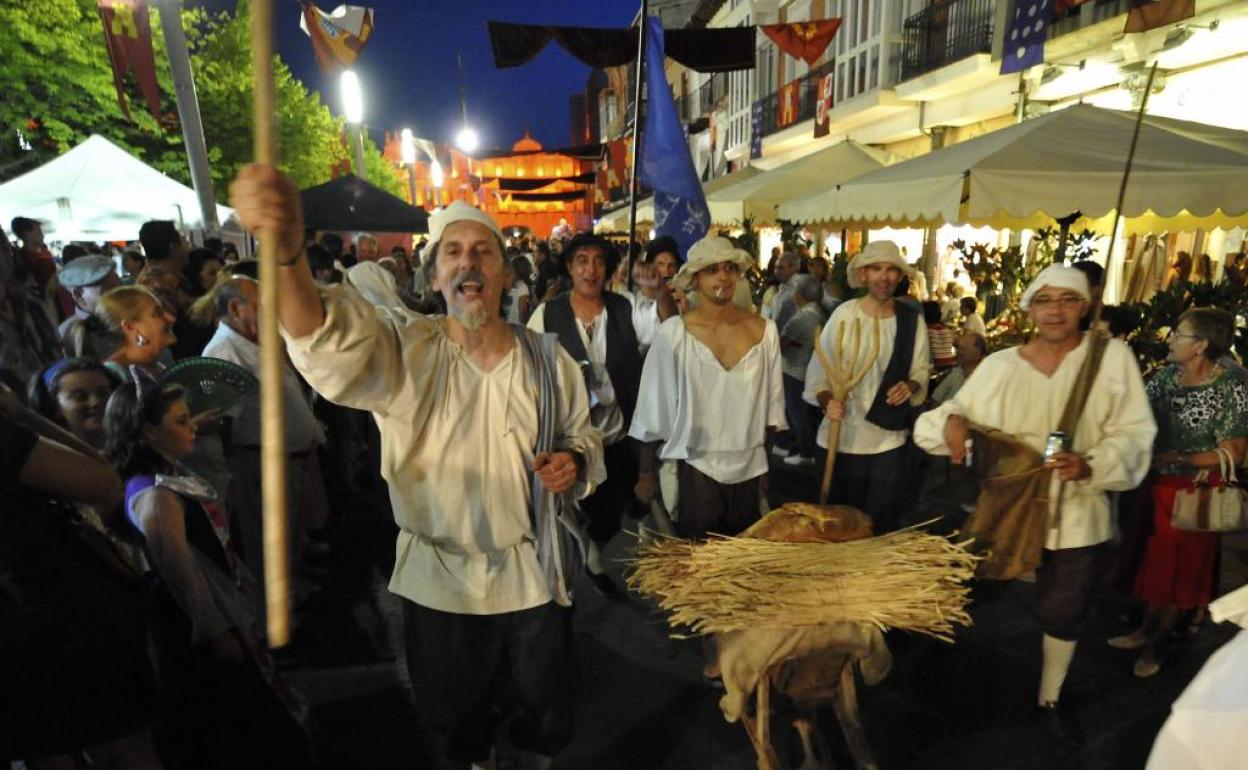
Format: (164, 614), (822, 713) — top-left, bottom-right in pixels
(542, 292), (642, 424)
(864, 299), (920, 432)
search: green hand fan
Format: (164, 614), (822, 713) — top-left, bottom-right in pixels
(160, 357), (259, 417)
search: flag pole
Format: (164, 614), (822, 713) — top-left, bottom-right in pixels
(625, 0), (649, 290)
(250, 0), (291, 648)
(157, 0), (219, 236)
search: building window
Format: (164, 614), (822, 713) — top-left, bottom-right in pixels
(599, 88), (618, 139)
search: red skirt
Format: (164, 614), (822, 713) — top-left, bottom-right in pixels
(1132, 474), (1220, 609)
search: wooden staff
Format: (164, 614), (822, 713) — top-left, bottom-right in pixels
(250, 0), (290, 647)
(814, 318), (880, 505)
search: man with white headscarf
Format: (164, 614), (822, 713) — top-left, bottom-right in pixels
(229, 167), (604, 770)
(914, 264), (1156, 746)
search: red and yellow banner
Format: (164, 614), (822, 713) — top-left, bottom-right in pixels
(97, 0), (162, 121)
(761, 20), (843, 67)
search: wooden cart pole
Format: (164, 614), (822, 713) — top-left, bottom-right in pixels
(249, 0), (290, 647)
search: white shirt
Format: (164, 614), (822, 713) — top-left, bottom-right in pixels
(629, 317), (787, 484)
(619, 289), (662, 354)
(527, 302), (625, 444)
(913, 336), (1156, 550)
(803, 299), (931, 455)
(505, 282), (530, 325)
(202, 323), (319, 452)
(962, 312), (987, 337)
(282, 286), (604, 614)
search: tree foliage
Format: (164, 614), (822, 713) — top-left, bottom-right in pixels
(1, 0), (403, 207)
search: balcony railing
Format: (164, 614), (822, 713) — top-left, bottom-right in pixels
(900, 0), (995, 82)
(755, 59), (836, 139)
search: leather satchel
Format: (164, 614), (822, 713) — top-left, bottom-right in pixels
(1171, 447), (1248, 533)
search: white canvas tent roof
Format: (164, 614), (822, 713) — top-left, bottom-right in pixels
(780, 104), (1248, 234)
(706, 140), (888, 224)
(0, 134), (234, 240)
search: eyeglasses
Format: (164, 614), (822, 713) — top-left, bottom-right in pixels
(1167, 330), (1202, 341)
(1030, 295), (1085, 309)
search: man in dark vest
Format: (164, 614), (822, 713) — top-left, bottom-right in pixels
(528, 233), (642, 596)
(804, 240), (930, 532)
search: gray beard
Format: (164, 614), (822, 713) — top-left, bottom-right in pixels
(451, 303), (490, 331)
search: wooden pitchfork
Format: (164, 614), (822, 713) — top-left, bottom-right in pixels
(814, 317), (880, 505)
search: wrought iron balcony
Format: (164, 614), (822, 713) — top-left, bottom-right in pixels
(900, 0), (995, 82)
(755, 59), (836, 139)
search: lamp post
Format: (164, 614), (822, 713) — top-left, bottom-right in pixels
(341, 70), (366, 177)
(400, 128), (418, 206)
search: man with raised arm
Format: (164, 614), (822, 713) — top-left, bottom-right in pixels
(230, 166), (604, 770)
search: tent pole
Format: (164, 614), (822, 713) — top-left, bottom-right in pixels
(1098, 62), (1158, 327)
(626, 0), (649, 291)
(249, 0), (291, 648)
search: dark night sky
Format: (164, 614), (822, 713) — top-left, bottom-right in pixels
(195, 0), (641, 152)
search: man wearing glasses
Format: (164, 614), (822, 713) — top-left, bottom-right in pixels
(913, 264), (1156, 745)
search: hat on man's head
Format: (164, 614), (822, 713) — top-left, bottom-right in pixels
(58, 255), (116, 289)
(672, 236), (755, 292)
(1020, 264), (1090, 311)
(847, 240), (912, 288)
(420, 202), (503, 261)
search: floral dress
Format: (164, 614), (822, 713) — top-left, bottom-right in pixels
(1134, 365), (1248, 608)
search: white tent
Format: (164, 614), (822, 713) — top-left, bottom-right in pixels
(780, 104), (1248, 234)
(706, 140), (889, 225)
(0, 134), (234, 240)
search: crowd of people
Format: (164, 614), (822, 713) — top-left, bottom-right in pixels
(1, 158), (1243, 770)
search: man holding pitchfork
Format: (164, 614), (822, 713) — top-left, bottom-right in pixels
(804, 241), (930, 532)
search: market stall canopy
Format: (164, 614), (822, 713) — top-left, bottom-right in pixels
(300, 174), (429, 233)
(595, 198), (655, 234)
(780, 104), (1248, 234)
(0, 134), (235, 240)
(707, 140), (888, 225)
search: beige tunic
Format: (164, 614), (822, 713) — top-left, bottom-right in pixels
(283, 286), (604, 614)
(914, 336), (1156, 550)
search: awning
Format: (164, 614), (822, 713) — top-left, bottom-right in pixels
(709, 141), (888, 224)
(780, 104), (1248, 233)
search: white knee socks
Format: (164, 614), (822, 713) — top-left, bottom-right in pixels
(1038, 634), (1077, 706)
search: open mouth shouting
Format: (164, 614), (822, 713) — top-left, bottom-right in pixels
(451, 270), (488, 301)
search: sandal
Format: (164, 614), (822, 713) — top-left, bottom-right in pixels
(1108, 633), (1148, 650)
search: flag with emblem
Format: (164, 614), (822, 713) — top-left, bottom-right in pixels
(760, 20), (843, 67)
(97, 0), (162, 121)
(750, 101), (765, 159)
(1000, 0), (1053, 75)
(300, 2), (375, 73)
(639, 17), (710, 258)
(814, 73), (834, 138)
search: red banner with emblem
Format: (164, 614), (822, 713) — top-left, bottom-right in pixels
(761, 20), (843, 67)
(97, 0), (162, 121)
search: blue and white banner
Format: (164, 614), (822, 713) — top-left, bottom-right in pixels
(1000, 0), (1052, 75)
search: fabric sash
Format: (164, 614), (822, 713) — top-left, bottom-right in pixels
(513, 325), (589, 607)
(864, 300), (919, 431)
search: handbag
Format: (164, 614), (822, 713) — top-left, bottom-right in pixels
(1171, 447), (1248, 533)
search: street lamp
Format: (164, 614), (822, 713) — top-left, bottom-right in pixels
(340, 70), (366, 177)
(455, 126), (479, 153)
(400, 128), (418, 206)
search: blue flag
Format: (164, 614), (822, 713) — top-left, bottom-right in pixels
(638, 16), (710, 258)
(1000, 0), (1052, 75)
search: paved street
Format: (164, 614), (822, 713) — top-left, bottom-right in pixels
(284, 461), (1246, 770)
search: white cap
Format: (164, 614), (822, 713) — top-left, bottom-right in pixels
(1020, 264), (1090, 311)
(420, 202), (503, 261)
